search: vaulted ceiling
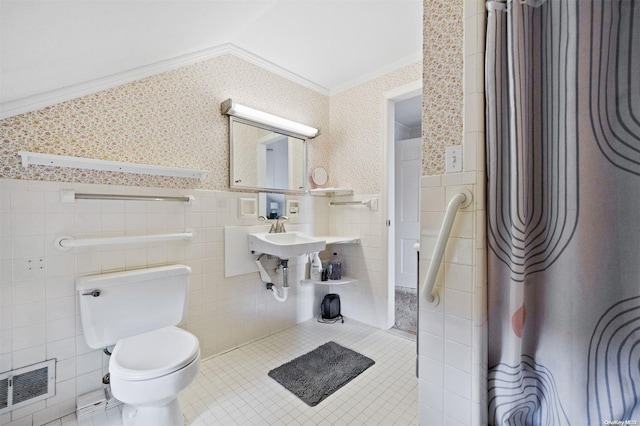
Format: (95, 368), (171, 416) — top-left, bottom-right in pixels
(0, 1), (423, 118)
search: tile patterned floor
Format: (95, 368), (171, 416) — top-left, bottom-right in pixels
(45, 319), (418, 426)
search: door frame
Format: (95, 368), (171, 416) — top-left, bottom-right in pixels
(382, 80), (422, 329)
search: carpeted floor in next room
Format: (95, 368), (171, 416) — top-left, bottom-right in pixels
(393, 286), (418, 335)
(45, 319), (418, 426)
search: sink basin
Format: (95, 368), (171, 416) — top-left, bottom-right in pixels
(248, 231), (326, 259)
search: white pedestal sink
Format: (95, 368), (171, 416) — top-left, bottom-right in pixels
(248, 231), (326, 259)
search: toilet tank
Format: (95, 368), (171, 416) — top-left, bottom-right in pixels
(77, 265), (191, 349)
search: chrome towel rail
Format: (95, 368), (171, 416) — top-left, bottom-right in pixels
(55, 230), (195, 251)
(329, 198), (378, 210)
(421, 189), (473, 306)
(61, 190), (193, 203)
(329, 200), (368, 206)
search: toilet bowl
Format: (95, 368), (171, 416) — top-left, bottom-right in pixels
(77, 265), (200, 426)
(109, 327), (200, 426)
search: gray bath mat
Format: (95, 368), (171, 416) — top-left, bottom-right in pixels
(268, 341), (375, 406)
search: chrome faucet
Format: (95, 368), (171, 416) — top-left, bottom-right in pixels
(258, 215), (289, 233)
(275, 216), (289, 233)
(258, 215), (277, 233)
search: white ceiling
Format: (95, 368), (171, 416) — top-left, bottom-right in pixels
(0, 1), (423, 118)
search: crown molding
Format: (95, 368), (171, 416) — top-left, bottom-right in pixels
(328, 52), (422, 96)
(0, 44), (421, 120)
(0, 44), (330, 120)
(225, 45), (330, 95)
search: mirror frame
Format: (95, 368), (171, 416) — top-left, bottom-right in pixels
(229, 116), (309, 193)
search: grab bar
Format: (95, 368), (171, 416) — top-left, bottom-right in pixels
(54, 230), (195, 251)
(421, 189), (472, 305)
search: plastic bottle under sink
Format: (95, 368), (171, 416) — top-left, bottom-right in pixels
(328, 252), (342, 280)
(310, 252), (322, 280)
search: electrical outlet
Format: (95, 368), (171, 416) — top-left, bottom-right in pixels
(13, 257), (45, 281)
(286, 200), (300, 215)
(446, 146), (463, 173)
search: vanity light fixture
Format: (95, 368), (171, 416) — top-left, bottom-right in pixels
(221, 99), (319, 139)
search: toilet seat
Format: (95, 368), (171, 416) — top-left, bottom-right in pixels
(110, 326), (199, 381)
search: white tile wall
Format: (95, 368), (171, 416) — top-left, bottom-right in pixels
(418, 1), (487, 425)
(419, 174), (482, 426)
(323, 194), (388, 328)
(0, 178), (328, 426)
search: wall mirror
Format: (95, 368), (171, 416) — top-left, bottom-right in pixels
(229, 118), (307, 192)
(258, 192), (285, 219)
(223, 99), (319, 193)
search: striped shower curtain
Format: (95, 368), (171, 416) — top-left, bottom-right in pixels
(486, 0), (640, 424)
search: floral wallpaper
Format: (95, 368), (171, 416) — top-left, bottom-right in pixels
(0, 54), (330, 190)
(422, 0), (465, 176)
(329, 62), (423, 195)
(1, 10), (464, 190)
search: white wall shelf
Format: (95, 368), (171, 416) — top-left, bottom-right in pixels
(317, 236), (361, 245)
(309, 188), (353, 196)
(301, 276), (357, 286)
(18, 151), (207, 179)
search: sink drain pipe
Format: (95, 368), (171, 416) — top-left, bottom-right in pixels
(256, 255), (289, 302)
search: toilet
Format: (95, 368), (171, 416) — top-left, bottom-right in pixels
(77, 265), (200, 426)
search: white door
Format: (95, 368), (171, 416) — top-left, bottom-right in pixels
(395, 138), (421, 288)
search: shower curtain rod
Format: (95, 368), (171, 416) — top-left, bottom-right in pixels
(487, 0), (542, 11)
(487, 0), (508, 12)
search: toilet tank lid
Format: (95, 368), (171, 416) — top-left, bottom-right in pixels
(77, 264), (191, 291)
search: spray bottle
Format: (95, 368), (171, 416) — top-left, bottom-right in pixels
(310, 252), (322, 280)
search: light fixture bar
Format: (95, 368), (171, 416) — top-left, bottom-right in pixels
(221, 99), (319, 138)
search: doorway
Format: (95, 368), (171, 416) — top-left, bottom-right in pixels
(392, 95), (422, 334)
(385, 84), (422, 336)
